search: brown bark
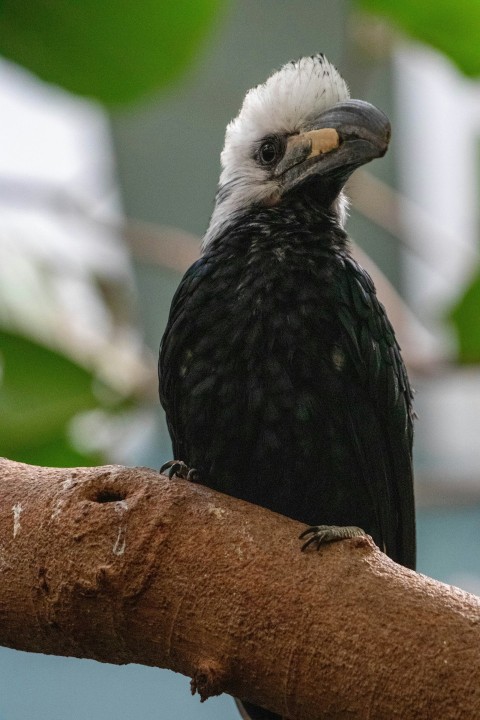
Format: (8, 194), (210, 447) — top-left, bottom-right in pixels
(0, 457), (479, 719)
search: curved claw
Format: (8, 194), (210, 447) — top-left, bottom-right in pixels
(160, 460), (199, 482)
(299, 524), (365, 551)
(160, 460), (175, 475)
(160, 460), (188, 479)
(186, 467), (200, 482)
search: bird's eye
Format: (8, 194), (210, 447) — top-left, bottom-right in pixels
(258, 139), (280, 165)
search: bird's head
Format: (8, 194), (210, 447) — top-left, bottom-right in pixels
(204, 54), (390, 246)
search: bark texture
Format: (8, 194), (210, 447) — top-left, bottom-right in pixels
(0, 457), (479, 719)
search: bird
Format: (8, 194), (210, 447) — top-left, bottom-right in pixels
(159, 54), (416, 720)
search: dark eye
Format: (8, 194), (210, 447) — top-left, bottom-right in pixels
(258, 138), (282, 166)
(259, 141), (277, 164)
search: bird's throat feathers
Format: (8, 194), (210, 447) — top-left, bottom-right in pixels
(204, 192), (350, 259)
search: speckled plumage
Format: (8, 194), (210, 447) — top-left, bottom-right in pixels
(160, 196), (415, 567)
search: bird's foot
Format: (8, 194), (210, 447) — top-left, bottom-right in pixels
(160, 460), (199, 482)
(299, 524), (365, 551)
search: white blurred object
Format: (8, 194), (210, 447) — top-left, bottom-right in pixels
(394, 44), (480, 496)
(415, 369), (480, 489)
(395, 45), (480, 348)
(0, 59), (150, 396)
(70, 408), (158, 465)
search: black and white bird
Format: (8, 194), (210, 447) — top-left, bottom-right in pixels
(159, 55), (415, 720)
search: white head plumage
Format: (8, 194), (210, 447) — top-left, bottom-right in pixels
(204, 55), (350, 247)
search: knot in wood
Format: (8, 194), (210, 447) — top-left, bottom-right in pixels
(191, 660), (227, 702)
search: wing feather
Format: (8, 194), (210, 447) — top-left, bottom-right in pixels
(336, 255), (415, 568)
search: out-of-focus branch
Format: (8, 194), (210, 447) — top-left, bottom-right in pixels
(1, 457), (480, 719)
(348, 168), (478, 265)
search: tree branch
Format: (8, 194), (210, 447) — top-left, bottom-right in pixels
(0, 457), (479, 719)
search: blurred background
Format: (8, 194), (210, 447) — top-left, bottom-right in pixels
(1, 0), (480, 717)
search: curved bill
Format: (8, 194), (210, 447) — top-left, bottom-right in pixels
(274, 99), (391, 191)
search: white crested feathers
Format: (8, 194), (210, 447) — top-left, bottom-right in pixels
(226, 55), (349, 152)
(204, 55), (350, 247)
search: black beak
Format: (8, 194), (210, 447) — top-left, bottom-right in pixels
(274, 99), (391, 192)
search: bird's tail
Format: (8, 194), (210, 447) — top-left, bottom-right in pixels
(235, 698), (284, 720)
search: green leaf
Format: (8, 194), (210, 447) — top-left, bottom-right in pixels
(357, 0), (480, 77)
(12, 435), (104, 468)
(0, 0), (226, 105)
(448, 268), (480, 363)
(0, 330), (120, 465)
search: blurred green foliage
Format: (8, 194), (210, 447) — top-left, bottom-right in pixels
(0, 0), (226, 105)
(0, 330), (126, 465)
(358, 0), (480, 76)
(449, 270), (480, 363)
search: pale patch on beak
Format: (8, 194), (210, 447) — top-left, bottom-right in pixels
(274, 128), (340, 179)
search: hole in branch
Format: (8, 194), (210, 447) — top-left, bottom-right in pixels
(94, 490), (126, 504)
